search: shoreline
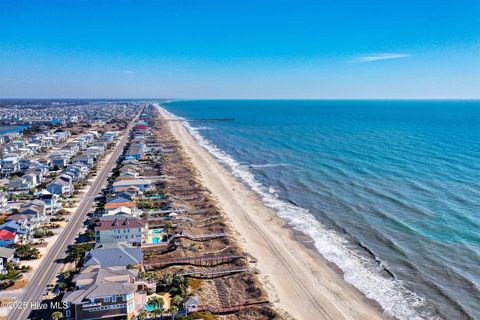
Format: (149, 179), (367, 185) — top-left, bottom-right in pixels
(157, 105), (386, 320)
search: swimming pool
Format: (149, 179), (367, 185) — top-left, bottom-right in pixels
(145, 303), (154, 311)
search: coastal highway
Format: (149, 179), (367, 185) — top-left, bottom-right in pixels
(8, 111), (140, 320)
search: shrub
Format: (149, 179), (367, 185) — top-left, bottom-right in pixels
(15, 244), (41, 260)
(65, 243), (92, 263)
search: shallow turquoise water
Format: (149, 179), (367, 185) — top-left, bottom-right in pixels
(162, 100), (480, 320)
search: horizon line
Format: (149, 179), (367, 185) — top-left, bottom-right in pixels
(1, 97), (480, 101)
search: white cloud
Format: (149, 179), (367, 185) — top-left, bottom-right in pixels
(352, 53), (411, 63)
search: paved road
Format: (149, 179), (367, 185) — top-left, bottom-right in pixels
(8, 112), (139, 320)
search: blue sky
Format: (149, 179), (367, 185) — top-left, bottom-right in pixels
(0, 0), (479, 98)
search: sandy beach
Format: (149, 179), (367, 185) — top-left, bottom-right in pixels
(157, 106), (385, 320)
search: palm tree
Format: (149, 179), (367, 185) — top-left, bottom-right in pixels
(51, 311), (63, 320)
(148, 296), (164, 320)
(163, 222), (173, 238)
(8, 271), (23, 282)
(172, 275), (186, 296)
(137, 310), (147, 320)
(158, 304), (165, 320)
(172, 295), (183, 308)
(159, 272), (173, 292)
(169, 305), (178, 320)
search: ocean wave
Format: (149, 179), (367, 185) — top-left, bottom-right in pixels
(249, 163), (290, 168)
(158, 105), (437, 320)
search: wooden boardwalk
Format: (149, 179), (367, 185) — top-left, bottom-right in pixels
(196, 301), (270, 314)
(147, 209), (209, 216)
(144, 253), (244, 270)
(174, 231), (227, 241)
(179, 267), (248, 279)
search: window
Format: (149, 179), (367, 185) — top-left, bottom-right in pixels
(104, 296), (111, 302)
(65, 310), (71, 317)
(90, 298), (95, 303)
(112, 295), (117, 302)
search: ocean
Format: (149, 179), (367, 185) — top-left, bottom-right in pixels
(0, 124), (29, 134)
(161, 100), (480, 320)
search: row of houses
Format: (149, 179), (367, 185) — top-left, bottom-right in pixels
(46, 131), (118, 197)
(0, 198), (49, 274)
(1, 130), (71, 177)
(0, 132), (119, 277)
(60, 115), (198, 320)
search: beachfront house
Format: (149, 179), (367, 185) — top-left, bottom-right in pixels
(83, 242), (143, 268)
(125, 144), (145, 161)
(95, 215), (147, 244)
(104, 197), (138, 215)
(119, 170), (139, 179)
(62, 266), (140, 320)
(105, 206), (135, 217)
(112, 179), (152, 193)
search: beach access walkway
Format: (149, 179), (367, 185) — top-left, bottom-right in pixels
(196, 301), (270, 314)
(144, 252), (244, 270)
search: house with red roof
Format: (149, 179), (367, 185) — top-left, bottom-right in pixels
(0, 229), (18, 247)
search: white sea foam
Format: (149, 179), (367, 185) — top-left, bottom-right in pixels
(158, 105), (436, 320)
